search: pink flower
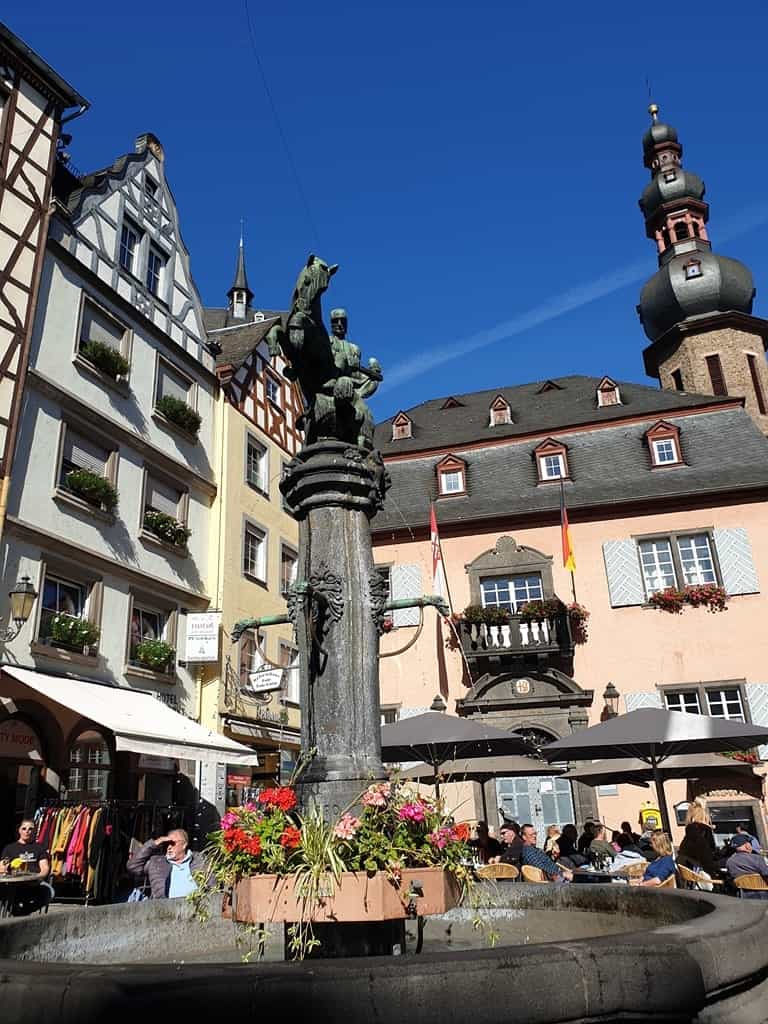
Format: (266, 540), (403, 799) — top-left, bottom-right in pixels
(220, 812), (238, 830)
(427, 827), (454, 850)
(243, 802), (258, 812)
(333, 814), (361, 839)
(398, 802), (426, 823)
(362, 782), (391, 807)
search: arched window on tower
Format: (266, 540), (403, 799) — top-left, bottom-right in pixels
(691, 221), (700, 238)
(674, 221), (690, 241)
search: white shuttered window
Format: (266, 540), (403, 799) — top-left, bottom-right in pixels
(61, 430), (108, 482)
(145, 476), (181, 517)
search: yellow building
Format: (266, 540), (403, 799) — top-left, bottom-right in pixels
(201, 243), (303, 808)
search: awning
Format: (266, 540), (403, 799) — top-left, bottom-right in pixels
(4, 667), (260, 766)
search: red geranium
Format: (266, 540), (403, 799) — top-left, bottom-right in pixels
(280, 825), (302, 849)
(258, 786), (298, 812)
(223, 827), (248, 853)
(453, 823), (470, 842)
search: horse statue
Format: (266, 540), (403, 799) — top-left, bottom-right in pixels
(266, 254), (383, 449)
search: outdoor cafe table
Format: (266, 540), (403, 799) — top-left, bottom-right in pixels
(0, 874), (41, 917)
(571, 867), (627, 884)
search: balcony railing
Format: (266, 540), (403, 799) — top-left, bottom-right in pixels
(458, 611), (572, 660)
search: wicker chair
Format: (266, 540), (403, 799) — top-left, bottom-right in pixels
(616, 861), (648, 880)
(475, 863), (519, 880)
(732, 873), (768, 898)
(676, 864), (723, 890)
(658, 874), (676, 889)
(521, 865), (550, 883)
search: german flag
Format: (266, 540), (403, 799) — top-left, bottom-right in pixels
(560, 480), (576, 572)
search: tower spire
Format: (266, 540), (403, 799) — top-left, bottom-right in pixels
(227, 226), (254, 319)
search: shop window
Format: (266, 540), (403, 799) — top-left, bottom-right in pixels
(67, 729), (111, 799)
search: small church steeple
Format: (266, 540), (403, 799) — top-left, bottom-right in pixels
(227, 227), (254, 320)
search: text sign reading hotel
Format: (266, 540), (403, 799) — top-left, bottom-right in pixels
(185, 613), (221, 662)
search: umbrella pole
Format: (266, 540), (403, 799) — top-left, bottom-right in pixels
(650, 754), (672, 835)
(479, 780), (489, 825)
(433, 760), (441, 801)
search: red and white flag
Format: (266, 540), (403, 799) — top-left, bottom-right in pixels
(430, 502), (447, 600)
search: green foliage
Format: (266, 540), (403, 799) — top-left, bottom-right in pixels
(518, 597), (565, 623)
(482, 606), (511, 626)
(133, 638), (175, 671)
(156, 395), (202, 436)
(49, 613), (100, 649)
(80, 340), (130, 379)
(66, 468), (119, 512)
(462, 604), (485, 624)
(143, 509), (191, 547)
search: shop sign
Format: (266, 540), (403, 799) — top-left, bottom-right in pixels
(138, 754), (177, 773)
(227, 772), (251, 788)
(0, 720), (43, 761)
(246, 667), (284, 694)
(185, 613), (221, 663)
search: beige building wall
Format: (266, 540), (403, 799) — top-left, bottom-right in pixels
(375, 498), (768, 839)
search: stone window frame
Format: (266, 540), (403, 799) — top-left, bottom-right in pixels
(644, 420), (683, 469)
(73, 290), (133, 390)
(632, 526), (723, 597)
(30, 556), (105, 666)
(656, 679), (751, 725)
(153, 354), (199, 439)
(53, 418), (120, 523)
(124, 588), (179, 683)
(435, 454), (467, 497)
(138, 463), (190, 555)
(391, 411), (412, 441)
(245, 431), (270, 498)
(279, 540), (298, 597)
(532, 438), (570, 483)
(465, 535), (555, 607)
(242, 516), (269, 587)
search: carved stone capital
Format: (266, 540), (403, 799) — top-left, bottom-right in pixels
(368, 569), (389, 635)
(279, 441), (390, 520)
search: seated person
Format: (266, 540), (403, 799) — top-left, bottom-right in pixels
(630, 832), (675, 887)
(0, 819), (53, 915)
(471, 821), (502, 864)
(733, 825), (761, 854)
(543, 826), (561, 856)
(677, 820), (720, 879)
(489, 821), (523, 867)
(520, 823), (573, 881)
(558, 824), (587, 866)
(577, 821), (597, 856)
(621, 821), (641, 845)
(610, 832), (646, 871)
(726, 833), (768, 896)
(588, 824), (616, 863)
(126, 829), (205, 899)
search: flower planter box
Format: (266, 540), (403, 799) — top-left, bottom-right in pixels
(230, 866), (458, 924)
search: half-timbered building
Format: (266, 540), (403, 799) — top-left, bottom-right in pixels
(0, 22), (88, 536)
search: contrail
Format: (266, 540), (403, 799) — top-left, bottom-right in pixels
(379, 200), (768, 394)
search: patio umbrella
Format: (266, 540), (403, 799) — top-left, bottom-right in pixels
(542, 708), (768, 834)
(381, 713), (532, 798)
(561, 752), (756, 788)
(400, 754), (563, 821)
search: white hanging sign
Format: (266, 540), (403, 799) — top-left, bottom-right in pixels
(185, 613), (221, 662)
(246, 668), (285, 694)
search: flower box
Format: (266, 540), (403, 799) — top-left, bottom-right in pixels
(230, 866), (457, 924)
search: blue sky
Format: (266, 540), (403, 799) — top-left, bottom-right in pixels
(9, 2), (768, 421)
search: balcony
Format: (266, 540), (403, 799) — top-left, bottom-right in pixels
(457, 610), (573, 663)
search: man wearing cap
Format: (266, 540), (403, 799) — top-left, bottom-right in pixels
(726, 832), (768, 896)
(490, 821), (523, 868)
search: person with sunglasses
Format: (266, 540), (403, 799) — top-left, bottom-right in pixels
(0, 819), (53, 915)
(126, 828), (206, 899)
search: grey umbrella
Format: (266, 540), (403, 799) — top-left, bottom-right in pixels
(562, 752), (756, 788)
(381, 713), (532, 798)
(542, 708), (768, 834)
(400, 754), (563, 821)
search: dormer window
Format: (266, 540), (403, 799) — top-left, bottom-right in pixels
(646, 421), (683, 468)
(435, 454), (467, 496)
(392, 412), (412, 441)
(440, 397), (464, 409)
(596, 376), (621, 407)
(684, 259), (702, 281)
(533, 438), (569, 482)
(489, 395), (512, 426)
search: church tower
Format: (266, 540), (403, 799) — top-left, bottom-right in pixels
(638, 105), (768, 434)
(227, 233), (254, 321)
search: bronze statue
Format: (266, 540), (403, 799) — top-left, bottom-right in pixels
(267, 255), (383, 449)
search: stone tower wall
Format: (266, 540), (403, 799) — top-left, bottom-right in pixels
(658, 325), (768, 434)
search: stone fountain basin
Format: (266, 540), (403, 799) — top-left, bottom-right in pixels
(1, 883), (767, 1023)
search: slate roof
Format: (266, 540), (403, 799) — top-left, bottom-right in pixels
(373, 375), (734, 456)
(203, 308), (286, 369)
(372, 402), (768, 533)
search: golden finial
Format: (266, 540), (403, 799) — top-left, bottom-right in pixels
(648, 102), (659, 123)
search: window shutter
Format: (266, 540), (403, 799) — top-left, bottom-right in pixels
(146, 477), (181, 517)
(63, 431), (107, 474)
(158, 362), (189, 402)
(391, 564), (422, 627)
(81, 302), (123, 350)
(745, 684), (768, 760)
(624, 691), (663, 712)
(713, 527), (759, 596)
(602, 540), (645, 607)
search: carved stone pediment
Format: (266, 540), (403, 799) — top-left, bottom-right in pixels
(465, 536), (554, 603)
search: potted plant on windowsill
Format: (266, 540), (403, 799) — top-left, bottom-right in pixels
(648, 585), (727, 615)
(47, 613), (100, 654)
(567, 602), (590, 644)
(80, 340), (130, 381)
(155, 395), (202, 437)
(133, 638), (176, 673)
(65, 469), (118, 513)
(482, 605), (510, 646)
(143, 509), (191, 548)
(518, 598), (564, 644)
(461, 604), (486, 645)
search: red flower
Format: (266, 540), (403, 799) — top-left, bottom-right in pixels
(245, 836), (262, 856)
(280, 826), (302, 849)
(258, 786), (298, 812)
(223, 827), (248, 852)
(453, 823), (470, 842)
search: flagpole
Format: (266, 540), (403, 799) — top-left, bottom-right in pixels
(560, 478), (577, 604)
(430, 502), (473, 682)
(570, 570), (577, 604)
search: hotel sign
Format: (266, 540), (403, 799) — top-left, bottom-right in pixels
(185, 613), (221, 663)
